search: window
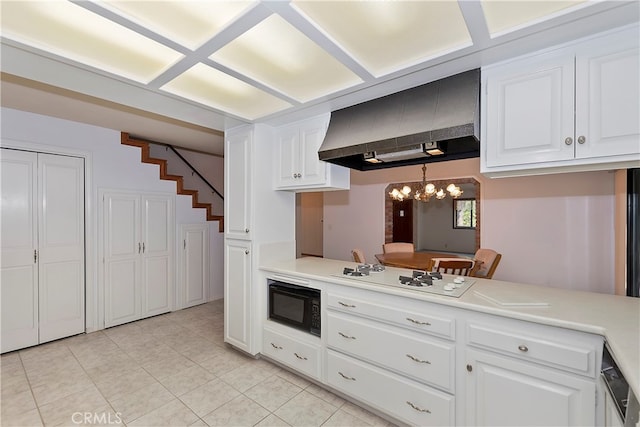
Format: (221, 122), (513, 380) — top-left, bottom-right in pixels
(454, 199), (476, 229)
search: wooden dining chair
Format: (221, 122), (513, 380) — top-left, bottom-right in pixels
(469, 248), (502, 279)
(429, 258), (475, 276)
(382, 242), (414, 253)
(351, 248), (366, 264)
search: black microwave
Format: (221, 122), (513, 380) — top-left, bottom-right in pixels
(268, 279), (320, 337)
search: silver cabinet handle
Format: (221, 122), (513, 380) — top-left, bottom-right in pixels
(338, 301), (356, 308)
(245, 249), (249, 255)
(245, 228), (249, 233)
(338, 372), (356, 381)
(294, 352), (307, 360)
(406, 354), (431, 364)
(406, 317), (431, 326)
(270, 343), (282, 350)
(138, 242), (141, 253)
(338, 332), (356, 340)
(142, 242), (145, 253)
(578, 135), (586, 144)
(406, 401), (431, 413)
(564, 137), (573, 145)
(518, 345), (529, 352)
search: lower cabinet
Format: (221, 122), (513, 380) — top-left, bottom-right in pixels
(327, 350), (455, 426)
(465, 349), (595, 426)
(262, 324), (321, 380)
(224, 239), (252, 352)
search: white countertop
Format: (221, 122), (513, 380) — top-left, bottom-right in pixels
(261, 256), (640, 398)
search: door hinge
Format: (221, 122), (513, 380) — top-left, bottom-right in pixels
(183, 239), (186, 250)
(34, 249), (38, 263)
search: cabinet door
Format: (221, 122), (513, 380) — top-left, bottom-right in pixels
(275, 127), (300, 187)
(298, 123), (328, 185)
(466, 349), (595, 426)
(484, 52), (575, 167)
(141, 195), (173, 317)
(181, 223), (208, 308)
(224, 239), (252, 353)
(37, 153), (85, 344)
(575, 30), (640, 159)
(225, 129), (252, 240)
(0, 149), (39, 353)
(104, 193), (141, 327)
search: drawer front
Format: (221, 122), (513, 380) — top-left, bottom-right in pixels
(466, 321), (600, 377)
(262, 327), (321, 379)
(327, 312), (454, 391)
(327, 293), (455, 340)
(327, 350), (454, 426)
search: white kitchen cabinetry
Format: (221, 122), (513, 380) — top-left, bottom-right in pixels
(1, 149), (85, 353)
(274, 114), (349, 191)
(465, 314), (602, 426)
(224, 239), (251, 352)
(103, 191), (173, 328)
(262, 323), (321, 380)
(225, 128), (252, 240)
(482, 24), (640, 177)
(180, 223), (209, 309)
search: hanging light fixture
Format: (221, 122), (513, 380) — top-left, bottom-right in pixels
(389, 164), (463, 202)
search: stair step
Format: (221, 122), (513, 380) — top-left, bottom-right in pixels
(121, 132), (223, 231)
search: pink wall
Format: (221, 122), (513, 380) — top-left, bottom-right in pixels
(323, 158), (617, 294)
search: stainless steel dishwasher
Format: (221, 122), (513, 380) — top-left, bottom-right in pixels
(601, 343), (639, 427)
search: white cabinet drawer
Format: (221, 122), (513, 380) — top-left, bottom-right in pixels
(466, 318), (602, 378)
(262, 326), (321, 380)
(327, 292), (455, 340)
(327, 350), (454, 426)
(327, 312), (454, 392)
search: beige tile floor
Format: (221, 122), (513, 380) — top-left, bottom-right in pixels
(1, 300), (396, 427)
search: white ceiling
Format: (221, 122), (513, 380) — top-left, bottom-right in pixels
(1, 1), (638, 155)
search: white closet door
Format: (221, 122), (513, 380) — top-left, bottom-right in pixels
(1, 149), (39, 353)
(141, 195), (172, 317)
(104, 193), (141, 327)
(181, 223), (208, 308)
(38, 153), (85, 343)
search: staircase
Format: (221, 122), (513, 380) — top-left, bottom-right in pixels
(121, 132), (224, 232)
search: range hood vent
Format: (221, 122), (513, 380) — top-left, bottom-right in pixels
(318, 69), (480, 170)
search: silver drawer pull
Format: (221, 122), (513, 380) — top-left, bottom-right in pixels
(406, 401), (431, 413)
(338, 371), (356, 381)
(270, 343), (283, 350)
(294, 352), (308, 360)
(406, 354), (431, 364)
(518, 345), (529, 352)
(338, 332), (356, 340)
(338, 301), (356, 308)
(406, 317), (431, 326)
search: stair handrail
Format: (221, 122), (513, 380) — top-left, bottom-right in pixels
(166, 145), (223, 201)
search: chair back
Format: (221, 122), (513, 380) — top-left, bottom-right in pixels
(470, 249), (502, 279)
(429, 258), (475, 276)
(351, 249), (365, 264)
(382, 242), (414, 253)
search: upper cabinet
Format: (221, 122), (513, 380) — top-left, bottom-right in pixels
(274, 114), (350, 191)
(482, 25), (640, 177)
(225, 127), (252, 240)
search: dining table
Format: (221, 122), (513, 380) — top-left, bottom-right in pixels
(374, 251), (464, 271)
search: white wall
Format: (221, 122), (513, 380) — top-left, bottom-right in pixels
(323, 158), (616, 294)
(0, 107), (224, 331)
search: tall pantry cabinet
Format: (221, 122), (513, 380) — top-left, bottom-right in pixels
(103, 191), (174, 328)
(224, 124), (295, 355)
(1, 148), (85, 353)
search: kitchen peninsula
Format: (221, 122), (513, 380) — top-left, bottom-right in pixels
(257, 255), (640, 426)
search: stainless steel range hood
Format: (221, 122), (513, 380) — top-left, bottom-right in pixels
(318, 69), (480, 170)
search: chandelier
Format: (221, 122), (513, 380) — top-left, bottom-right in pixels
(389, 164), (463, 202)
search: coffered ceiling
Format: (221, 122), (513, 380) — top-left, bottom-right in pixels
(1, 1), (638, 155)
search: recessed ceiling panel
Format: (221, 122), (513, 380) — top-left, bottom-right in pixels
(209, 14), (363, 103)
(99, 1), (256, 50)
(0, 1), (183, 84)
(481, 1), (588, 36)
(292, 1), (472, 77)
(161, 63), (292, 120)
